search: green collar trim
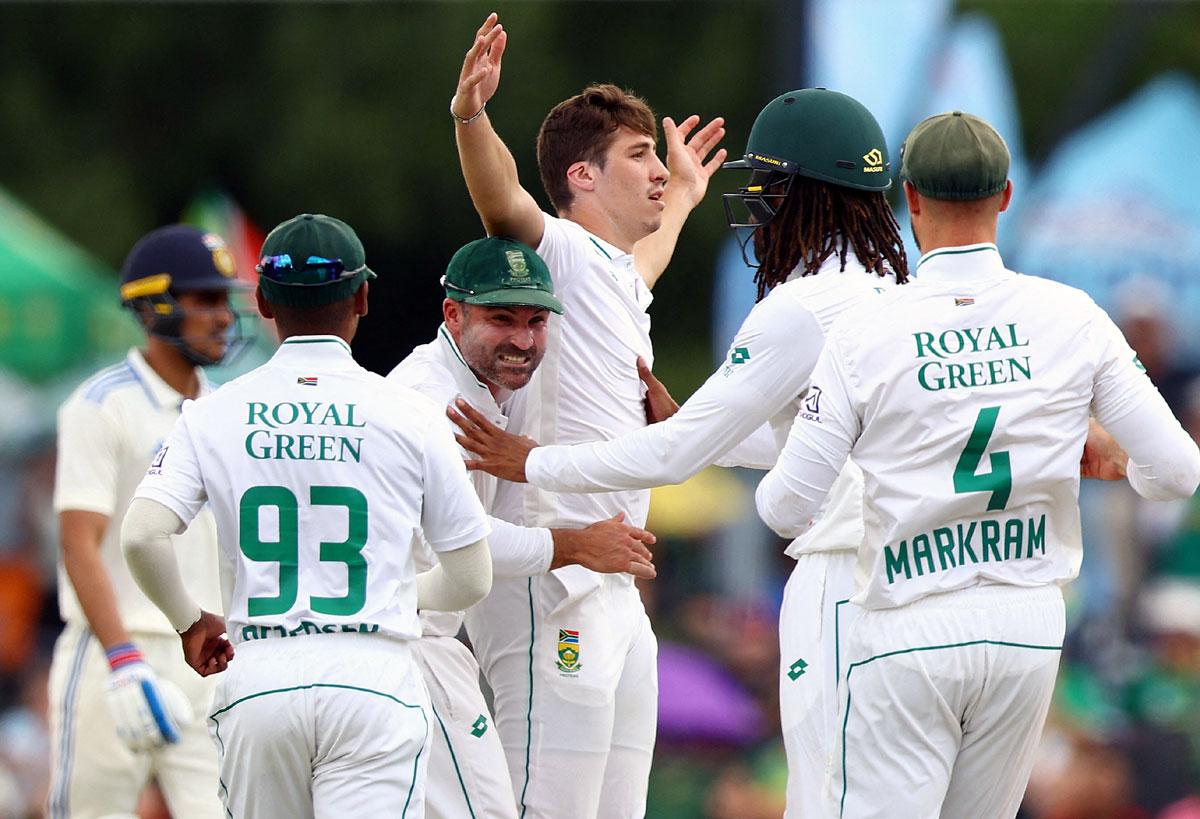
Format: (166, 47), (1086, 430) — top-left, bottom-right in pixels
(588, 237), (614, 261)
(916, 244), (999, 271)
(438, 325), (488, 391)
(281, 336), (353, 354)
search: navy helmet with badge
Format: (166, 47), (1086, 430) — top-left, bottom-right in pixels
(120, 224), (252, 365)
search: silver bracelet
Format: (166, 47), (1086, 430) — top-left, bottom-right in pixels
(450, 96), (487, 125)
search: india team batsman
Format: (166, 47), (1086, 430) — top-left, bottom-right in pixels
(49, 225), (243, 819)
(757, 112), (1200, 817)
(120, 213), (494, 818)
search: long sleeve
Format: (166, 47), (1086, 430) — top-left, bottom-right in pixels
(1089, 307), (1200, 501)
(526, 295), (824, 492)
(756, 337), (861, 538)
(487, 516), (554, 578)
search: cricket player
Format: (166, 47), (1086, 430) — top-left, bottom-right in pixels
(450, 88), (908, 818)
(388, 236), (657, 819)
(450, 13), (726, 817)
(756, 112), (1200, 818)
(49, 224), (243, 819)
(120, 213), (494, 818)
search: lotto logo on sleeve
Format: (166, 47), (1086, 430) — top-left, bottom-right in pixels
(556, 629), (581, 674)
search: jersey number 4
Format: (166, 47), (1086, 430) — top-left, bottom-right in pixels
(952, 406), (1012, 511)
(239, 485), (368, 617)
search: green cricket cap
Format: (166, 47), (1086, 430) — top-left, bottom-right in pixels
(443, 237), (563, 314)
(900, 111), (1010, 201)
(257, 213), (376, 308)
(723, 88), (892, 192)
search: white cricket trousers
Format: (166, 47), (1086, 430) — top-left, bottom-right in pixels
(412, 634), (517, 819)
(47, 624), (222, 819)
(207, 632), (431, 819)
(466, 572), (658, 819)
(778, 550), (859, 819)
(832, 584), (1065, 819)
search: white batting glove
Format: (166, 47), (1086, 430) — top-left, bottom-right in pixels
(104, 643), (193, 751)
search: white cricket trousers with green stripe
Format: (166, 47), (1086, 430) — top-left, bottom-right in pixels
(206, 632), (430, 819)
(832, 584), (1065, 819)
(466, 572), (658, 819)
(411, 634), (518, 819)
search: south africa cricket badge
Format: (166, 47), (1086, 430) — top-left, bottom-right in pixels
(556, 629), (581, 674)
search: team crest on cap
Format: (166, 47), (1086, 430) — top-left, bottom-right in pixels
(202, 233), (237, 278)
(505, 249), (530, 279)
(556, 629), (581, 674)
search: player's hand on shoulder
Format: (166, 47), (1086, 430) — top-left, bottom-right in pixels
(554, 512), (657, 579)
(449, 398), (537, 483)
(104, 643), (193, 751)
(179, 610), (235, 678)
(454, 12), (507, 120)
(638, 356), (679, 424)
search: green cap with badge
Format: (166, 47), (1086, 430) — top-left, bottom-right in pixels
(256, 214), (377, 308)
(722, 88), (892, 192)
(900, 111), (1010, 201)
(442, 237), (563, 314)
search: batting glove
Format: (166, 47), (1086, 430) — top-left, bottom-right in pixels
(104, 643), (193, 751)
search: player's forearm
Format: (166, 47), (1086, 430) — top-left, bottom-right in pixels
(120, 498), (201, 632)
(455, 115), (543, 246)
(1101, 397), (1200, 501)
(417, 538), (493, 611)
(632, 189), (694, 290)
(755, 423), (851, 538)
(60, 528), (132, 650)
(526, 378), (776, 492)
(487, 516), (553, 578)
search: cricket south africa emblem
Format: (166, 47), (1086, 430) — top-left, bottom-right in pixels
(557, 629), (581, 674)
(505, 249), (529, 278)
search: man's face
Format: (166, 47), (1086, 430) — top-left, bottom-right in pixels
(175, 289), (234, 363)
(453, 303), (550, 391)
(591, 126), (669, 242)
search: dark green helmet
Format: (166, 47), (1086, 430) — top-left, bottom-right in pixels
(722, 88), (890, 268)
(724, 88), (891, 191)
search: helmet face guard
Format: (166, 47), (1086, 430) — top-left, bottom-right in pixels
(124, 288), (256, 367)
(721, 168), (794, 268)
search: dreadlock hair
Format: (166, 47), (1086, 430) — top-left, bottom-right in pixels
(752, 175), (909, 301)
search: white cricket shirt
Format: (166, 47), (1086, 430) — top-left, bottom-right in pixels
(135, 336), (490, 645)
(491, 212), (655, 595)
(524, 252), (897, 557)
(758, 243), (1200, 609)
(53, 349), (222, 635)
(388, 324), (553, 636)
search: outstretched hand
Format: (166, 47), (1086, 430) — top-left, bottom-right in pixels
(449, 398), (538, 482)
(638, 356), (679, 424)
(179, 610), (234, 677)
(453, 13), (507, 120)
(552, 512), (657, 579)
(662, 114), (727, 210)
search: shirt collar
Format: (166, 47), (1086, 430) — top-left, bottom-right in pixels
(914, 243), (1008, 282)
(436, 324), (509, 408)
(270, 335), (358, 369)
(126, 348), (208, 410)
(583, 230), (629, 263)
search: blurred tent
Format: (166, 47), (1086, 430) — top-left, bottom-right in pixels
(1009, 73), (1200, 364)
(0, 187), (138, 383)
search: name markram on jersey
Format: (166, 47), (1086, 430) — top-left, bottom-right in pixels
(243, 401), (366, 463)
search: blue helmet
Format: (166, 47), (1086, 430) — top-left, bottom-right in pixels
(120, 225), (250, 365)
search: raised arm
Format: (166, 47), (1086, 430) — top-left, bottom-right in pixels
(453, 13), (544, 247)
(632, 114), (727, 289)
